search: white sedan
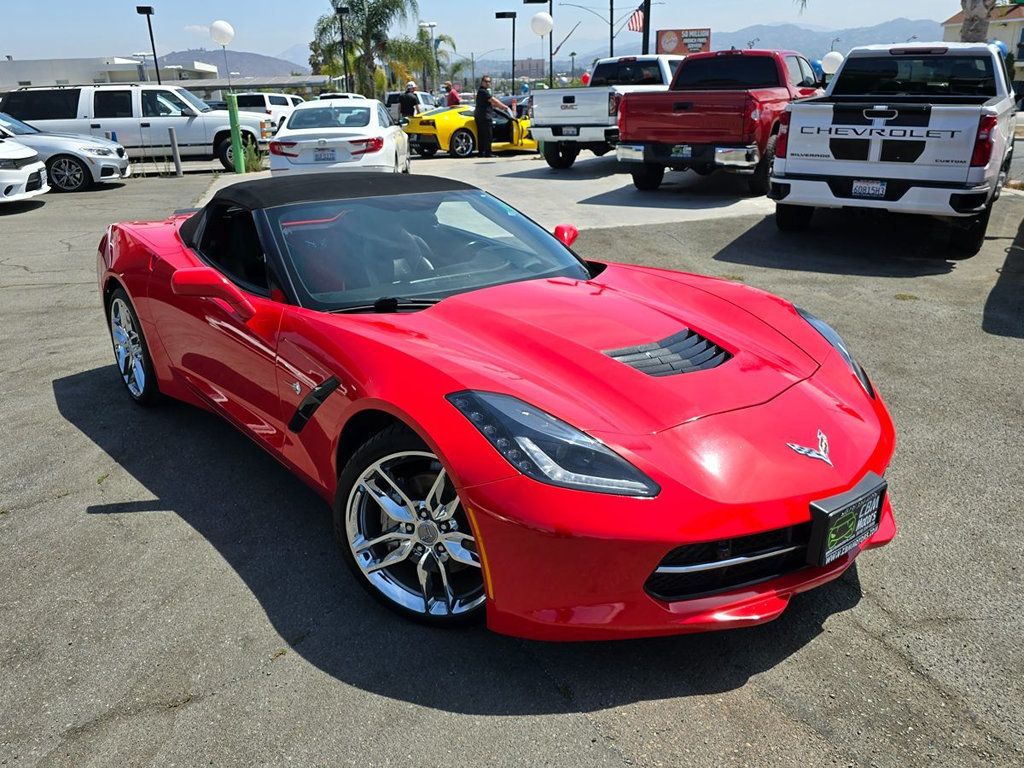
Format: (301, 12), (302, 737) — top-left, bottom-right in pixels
(0, 137), (48, 204)
(269, 98), (410, 175)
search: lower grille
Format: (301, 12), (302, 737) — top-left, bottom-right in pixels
(25, 171), (42, 192)
(645, 522), (812, 601)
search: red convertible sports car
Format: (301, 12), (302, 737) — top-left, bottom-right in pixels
(97, 173), (896, 641)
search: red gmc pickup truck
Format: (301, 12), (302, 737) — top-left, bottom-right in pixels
(616, 49), (822, 193)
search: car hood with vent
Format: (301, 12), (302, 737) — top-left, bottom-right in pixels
(334, 263), (819, 436)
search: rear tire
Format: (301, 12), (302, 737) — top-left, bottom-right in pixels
(775, 203), (814, 232)
(748, 134), (777, 196)
(449, 129), (476, 158)
(949, 204), (992, 256)
(543, 141), (580, 169)
(631, 163), (665, 191)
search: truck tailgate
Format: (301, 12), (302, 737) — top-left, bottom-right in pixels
(622, 91), (748, 144)
(784, 101), (981, 183)
(533, 87), (612, 126)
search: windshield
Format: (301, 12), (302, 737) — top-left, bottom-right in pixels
(0, 112), (39, 135)
(590, 60), (667, 86)
(288, 106), (371, 129)
(175, 88), (212, 113)
(674, 56), (780, 90)
(266, 190), (590, 311)
(832, 55), (997, 98)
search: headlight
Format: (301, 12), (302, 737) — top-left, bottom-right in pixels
(0, 152), (38, 169)
(447, 391), (660, 497)
(797, 308), (874, 397)
(79, 146), (114, 156)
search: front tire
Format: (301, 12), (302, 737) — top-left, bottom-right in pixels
(334, 424), (485, 626)
(449, 129), (476, 158)
(47, 155), (91, 192)
(107, 287), (159, 405)
(775, 203), (814, 231)
(631, 163), (665, 191)
(543, 141), (579, 169)
(216, 135), (256, 171)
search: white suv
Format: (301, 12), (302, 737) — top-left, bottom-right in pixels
(0, 84), (273, 171)
(235, 92), (303, 129)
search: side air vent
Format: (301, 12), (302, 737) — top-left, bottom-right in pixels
(604, 329), (731, 377)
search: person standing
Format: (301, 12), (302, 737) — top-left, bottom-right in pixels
(444, 81), (461, 107)
(474, 76), (512, 158)
(399, 81), (420, 119)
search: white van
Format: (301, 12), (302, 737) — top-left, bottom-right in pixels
(0, 84), (273, 170)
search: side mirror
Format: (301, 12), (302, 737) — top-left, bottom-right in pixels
(554, 223), (580, 248)
(171, 266), (256, 320)
(182, 107), (197, 117)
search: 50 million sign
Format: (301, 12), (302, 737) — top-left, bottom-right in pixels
(657, 28), (712, 55)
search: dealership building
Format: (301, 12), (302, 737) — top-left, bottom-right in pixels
(0, 56), (218, 93)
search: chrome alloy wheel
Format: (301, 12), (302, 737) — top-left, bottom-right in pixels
(451, 130), (474, 158)
(346, 451), (484, 617)
(109, 297), (146, 398)
(50, 157), (86, 191)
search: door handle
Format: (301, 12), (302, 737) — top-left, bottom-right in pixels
(90, 123), (101, 129)
(141, 122), (151, 128)
(673, 102), (693, 111)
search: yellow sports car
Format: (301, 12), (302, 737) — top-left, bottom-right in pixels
(404, 105), (538, 158)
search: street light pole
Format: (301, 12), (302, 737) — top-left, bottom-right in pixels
(334, 3), (351, 93)
(419, 21), (438, 91)
(496, 12), (517, 89)
(136, 6), (161, 85)
(831, 37), (841, 52)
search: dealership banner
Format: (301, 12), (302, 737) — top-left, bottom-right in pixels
(657, 29), (712, 55)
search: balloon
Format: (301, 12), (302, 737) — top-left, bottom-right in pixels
(580, 71), (591, 85)
(822, 51), (844, 76)
(810, 59), (824, 78)
(991, 39), (1009, 56)
(210, 20), (235, 47)
(531, 12), (553, 37)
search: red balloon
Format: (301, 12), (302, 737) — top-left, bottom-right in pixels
(580, 71), (591, 85)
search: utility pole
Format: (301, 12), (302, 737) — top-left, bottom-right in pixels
(641, 0), (652, 54)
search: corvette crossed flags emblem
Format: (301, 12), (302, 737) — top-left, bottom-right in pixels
(787, 430), (833, 467)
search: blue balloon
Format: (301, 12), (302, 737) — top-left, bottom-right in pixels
(991, 39), (1009, 56)
(810, 59), (824, 78)
(520, 82), (530, 94)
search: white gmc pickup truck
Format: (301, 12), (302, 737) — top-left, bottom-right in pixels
(770, 43), (1016, 254)
(530, 55), (684, 169)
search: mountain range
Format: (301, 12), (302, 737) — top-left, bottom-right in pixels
(160, 48), (310, 78)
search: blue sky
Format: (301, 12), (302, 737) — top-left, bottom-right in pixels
(1, 1), (949, 61)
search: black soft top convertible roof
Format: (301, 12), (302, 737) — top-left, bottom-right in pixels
(179, 172), (477, 245)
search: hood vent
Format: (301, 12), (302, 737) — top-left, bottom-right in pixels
(604, 329), (731, 377)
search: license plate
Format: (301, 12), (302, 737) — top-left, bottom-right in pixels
(562, 127), (579, 136)
(807, 473), (886, 567)
(314, 149), (336, 162)
(671, 144), (692, 159)
(852, 179), (887, 198)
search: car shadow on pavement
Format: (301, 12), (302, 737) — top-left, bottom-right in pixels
(499, 156), (624, 181)
(0, 199), (46, 216)
(982, 215), (1024, 338)
(713, 209), (965, 277)
(580, 172), (763, 209)
(53, 366), (863, 716)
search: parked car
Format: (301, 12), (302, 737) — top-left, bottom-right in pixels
(403, 104), (537, 158)
(0, 112), (129, 192)
(234, 92), (303, 129)
(96, 172), (897, 638)
(385, 90), (435, 121)
(318, 92), (365, 100)
(205, 99), (228, 111)
(0, 84), (273, 171)
(771, 42), (1016, 255)
(617, 49), (822, 193)
(531, 55), (685, 169)
(269, 98), (410, 174)
(0, 137), (48, 203)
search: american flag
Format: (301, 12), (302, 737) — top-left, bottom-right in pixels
(627, 5), (645, 33)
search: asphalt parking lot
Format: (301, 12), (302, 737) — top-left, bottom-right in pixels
(1, 159), (1022, 767)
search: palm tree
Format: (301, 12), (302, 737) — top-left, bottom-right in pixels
(798, 0), (998, 44)
(311, 0), (419, 96)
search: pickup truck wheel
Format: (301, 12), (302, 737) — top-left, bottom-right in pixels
(748, 135), (777, 196)
(692, 164), (715, 176)
(543, 141), (579, 169)
(949, 205), (992, 256)
(775, 203), (814, 232)
(631, 163), (665, 191)
(216, 136), (254, 171)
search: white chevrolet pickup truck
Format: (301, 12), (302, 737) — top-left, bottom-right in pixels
(530, 55), (684, 169)
(770, 43), (1016, 254)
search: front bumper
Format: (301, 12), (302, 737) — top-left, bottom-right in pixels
(86, 154), (131, 184)
(0, 160), (48, 203)
(769, 174), (992, 217)
(617, 142), (760, 171)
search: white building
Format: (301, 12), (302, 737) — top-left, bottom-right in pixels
(0, 56), (218, 93)
(943, 4), (1024, 79)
